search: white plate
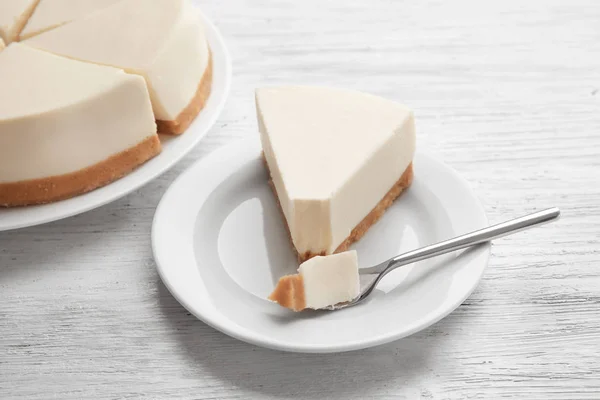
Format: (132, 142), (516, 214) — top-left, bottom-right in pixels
(152, 137), (490, 353)
(0, 10), (231, 232)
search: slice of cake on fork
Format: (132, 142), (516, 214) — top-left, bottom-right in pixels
(269, 250), (360, 312)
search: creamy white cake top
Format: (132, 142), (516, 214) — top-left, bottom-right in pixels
(257, 86), (416, 255)
(0, 0), (39, 43)
(0, 43), (156, 182)
(25, 0), (209, 121)
(299, 250), (360, 310)
(20, 0), (122, 39)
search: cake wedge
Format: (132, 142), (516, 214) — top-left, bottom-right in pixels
(20, 0), (122, 40)
(269, 251), (360, 312)
(0, 43), (160, 206)
(257, 86), (416, 261)
(25, 0), (212, 135)
(0, 0), (40, 43)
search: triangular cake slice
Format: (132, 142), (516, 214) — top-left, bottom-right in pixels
(0, 43), (160, 206)
(0, 0), (39, 43)
(25, 0), (211, 134)
(20, 0), (122, 40)
(256, 86), (416, 261)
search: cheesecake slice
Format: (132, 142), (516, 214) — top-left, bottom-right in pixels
(269, 251), (360, 312)
(257, 86), (416, 262)
(0, 43), (160, 206)
(25, 0), (212, 135)
(0, 0), (39, 43)
(20, 0), (122, 40)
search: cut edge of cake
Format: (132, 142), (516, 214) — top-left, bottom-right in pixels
(0, 136), (161, 207)
(23, 0), (213, 136)
(156, 51), (213, 135)
(0, 43), (162, 207)
(264, 154), (414, 262)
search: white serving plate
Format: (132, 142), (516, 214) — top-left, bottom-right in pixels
(0, 9), (231, 231)
(152, 137), (491, 353)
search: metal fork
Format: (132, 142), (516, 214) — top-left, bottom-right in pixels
(332, 207), (561, 310)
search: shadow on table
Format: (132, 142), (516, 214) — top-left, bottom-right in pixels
(157, 279), (469, 399)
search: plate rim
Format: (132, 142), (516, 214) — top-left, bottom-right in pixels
(0, 8), (232, 232)
(152, 137), (491, 353)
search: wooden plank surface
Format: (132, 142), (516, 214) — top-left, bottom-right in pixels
(1, 0), (599, 398)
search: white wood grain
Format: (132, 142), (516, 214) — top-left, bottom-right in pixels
(1, 0), (599, 398)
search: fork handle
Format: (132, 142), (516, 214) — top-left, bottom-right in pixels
(379, 207), (560, 275)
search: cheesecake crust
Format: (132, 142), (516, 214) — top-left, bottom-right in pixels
(263, 153), (414, 262)
(333, 163), (414, 258)
(0, 135), (161, 207)
(156, 52), (213, 135)
(268, 274), (306, 312)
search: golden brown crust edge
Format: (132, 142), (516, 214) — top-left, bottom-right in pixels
(156, 52), (213, 135)
(332, 163), (414, 259)
(263, 153), (414, 263)
(268, 274), (306, 312)
(0, 135), (161, 207)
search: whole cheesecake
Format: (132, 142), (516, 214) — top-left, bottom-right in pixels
(0, 44), (160, 207)
(26, 0), (212, 134)
(257, 86), (416, 261)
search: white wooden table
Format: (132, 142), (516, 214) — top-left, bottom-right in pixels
(2, 0), (599, 398)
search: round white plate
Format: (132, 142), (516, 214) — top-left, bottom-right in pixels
(0, 10), (231, 232)
(153, 137), (490, 353)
